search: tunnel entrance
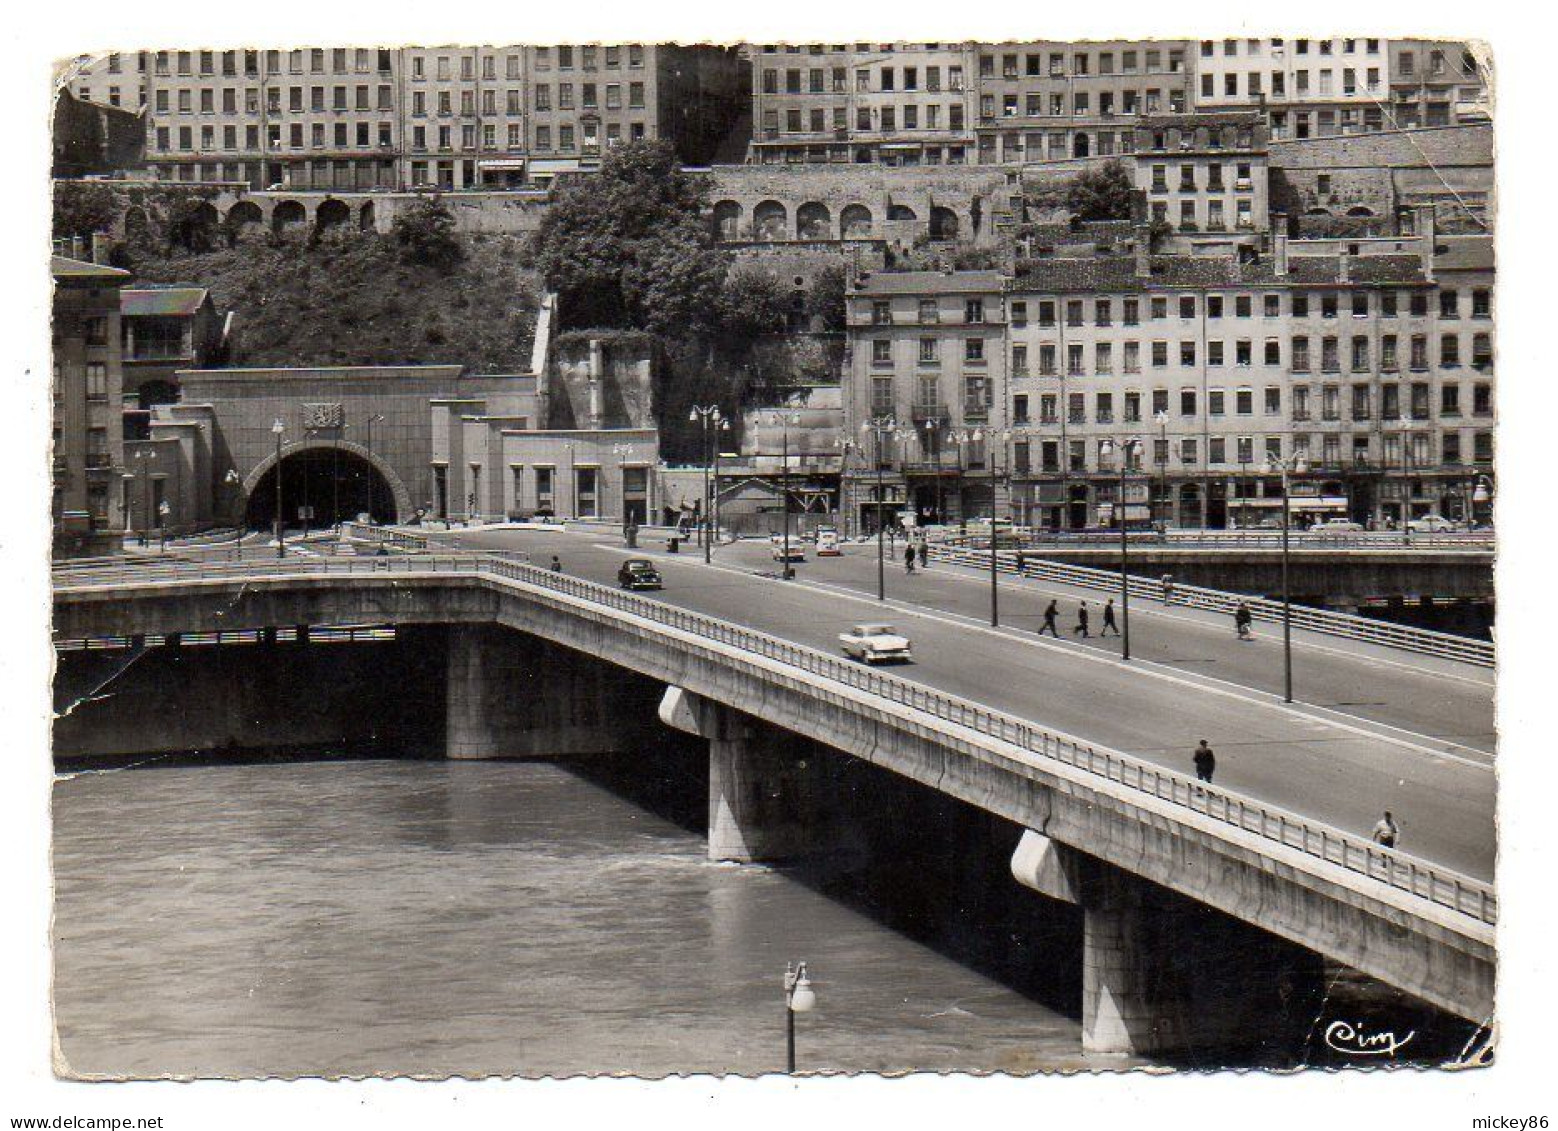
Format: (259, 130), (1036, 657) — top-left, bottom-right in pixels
(246, 447), (398, 530)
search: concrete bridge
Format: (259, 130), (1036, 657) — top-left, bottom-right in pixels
(53, 547), (1494, 1056)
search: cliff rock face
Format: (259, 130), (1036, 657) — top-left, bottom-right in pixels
(545, 333), (656, 430)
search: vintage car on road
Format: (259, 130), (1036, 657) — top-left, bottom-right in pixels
(815, 527), (841, 556)
(838, 623), (913, 664)
(770, 534), (807, 562)
(616, 558), (664, 590)
(1406, 514), (1460, 534)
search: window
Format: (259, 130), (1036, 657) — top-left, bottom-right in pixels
(1472, 289), (1491, 318)
(919, 338), (939, 364)
(1442, 334), (1461, 367)
(1440, 290), (1460, 319)
(1010, 301), (1027, 327)
(1038, 345), (1056, 375)
(918, 299), (938, 324)
(1180, 342), (1196, 367)
(1180, 389), (1197, 416)
(965, 299), (985, 324)
(1067, 344), (1084, 375)
(872, 340), (892, 364)
(1265, 387), (1281, 414)
(1352, 337), (1369, 372)
(1012, 345), (1028, 377)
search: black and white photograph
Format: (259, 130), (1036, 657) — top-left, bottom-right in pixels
(6, 4), (1552, 1127)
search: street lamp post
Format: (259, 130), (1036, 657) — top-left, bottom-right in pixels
(1264, 451), (1309, 703)
(1101, 437), (1143, 660)
(921, 418), (943, 528)
(861, 418), (898, 601)
(131, 449), (154, 547)
(783, 961), (816, 1074)
(772, 411), (800, 579)
(969, 428), (1008, 627)
(689, 405), (725, 563)
(271, 418), (286, 559)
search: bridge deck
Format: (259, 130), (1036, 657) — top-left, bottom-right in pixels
(432, 527), (1496, 882)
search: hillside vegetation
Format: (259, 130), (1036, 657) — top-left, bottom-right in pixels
(126, 229), (542, 373)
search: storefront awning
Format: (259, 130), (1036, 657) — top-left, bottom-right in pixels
(528, 158), (582, 174)
(478, 158), (527, 171)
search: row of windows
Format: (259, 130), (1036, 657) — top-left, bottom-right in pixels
(1200, 38), (1382, 58)
(996, 289), (1491, 327)
(1010, 431), (1491, 473)
(981, 89), (1186, 117)
(997, 334), (1492, 375)
(761, 65), (965, 95)
(979, 48), (1186, 78)
(1203, 69), (1382, 99)
(533, 83), (647, 111)
(764, 103), (967, 134)
(1004, 382), (1493, 424)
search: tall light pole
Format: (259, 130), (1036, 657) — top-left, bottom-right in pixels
(271, 417), (286, 558)
(1101, 436), (1143, 660)
(1264, 451), (1309, 702)
(771, 411), (800, 579)
(920, 418), (943, 528)
(861, 418), (898, 601)
(132, 448), (154, 547)
(689, 404), (725, 562)
(971, 427), (1008, 627)
(783, 961), (817, 1074)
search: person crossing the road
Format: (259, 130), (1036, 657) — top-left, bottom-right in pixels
(1193, 739), (1216, 784)
(904, 543), (917, 574)
(1371, 811), (1400, 848)
(1040, 600), (1060, 636)
(1073, 601), (1090, 638)
(1101, 598), (1120, 637)
(1234, 601), (1254, 640)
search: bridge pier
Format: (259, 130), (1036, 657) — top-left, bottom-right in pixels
(1013, 831), (1323, 1059)
(446, 624), (643, 759)
(660, 686), (818, 863)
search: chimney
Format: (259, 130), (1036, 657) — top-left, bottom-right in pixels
(1133, 221), (1152, 279)
(1416, 203), (1437, 281)
(1272, 215), (1289, 278)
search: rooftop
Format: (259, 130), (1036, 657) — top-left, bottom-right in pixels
(1010, 252), (1429, 291)
(852, 270), (1007, 296)
(121, 286), (211, 318)
(51, 255), (130, 283)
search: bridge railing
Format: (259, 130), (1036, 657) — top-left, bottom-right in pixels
(54, 552), (1496, 929)
(924, 543), (1494, 668)
(932, 527), (1496, 552)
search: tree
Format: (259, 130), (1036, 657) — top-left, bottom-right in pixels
(806, 265), (847, 333)
(393, 195), (464, 271)
(53, 181), (119, 243)
(717, 267), (791, 342)
(534, 139), (727, 331)
(1066, 160), (1136, 222)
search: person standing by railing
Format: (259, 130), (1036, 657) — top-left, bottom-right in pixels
(1193, 739), (1216, 784)
(1161, 573), (1175, 605)
(1372, 811), (1400, 848)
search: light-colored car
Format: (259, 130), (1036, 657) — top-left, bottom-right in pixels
(838, 623), (913, 664)
(1311, 518), (1365, 534)
(770, 534), (807, 562)
(1407, 515), (1460, 534)
(815, 527), (841, 556)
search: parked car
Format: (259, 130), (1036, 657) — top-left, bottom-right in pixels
(771, 534), (807, 562)
(1407, 515), (1460, 534)
(838, 623), (913, 664)
(616, 559), (663, 590)
(1311, 518), (1365, 534)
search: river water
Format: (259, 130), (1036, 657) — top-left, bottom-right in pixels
(52, 757), (1115, 1079)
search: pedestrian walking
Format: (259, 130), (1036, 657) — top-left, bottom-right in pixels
(1161, 573), (1175, 605)
(550, 554), (563, 573)
(1371, 811), (1399, 848)
(1101, 598), (1120, 636)
(1193, 739), (1216, 784)
(1073, 601), (1090, 638)
(905, 542), (917, 574)
(1040, 600), (1060, 636)
(918, 535), (931, 570)
(1234, 601), (1253, 640)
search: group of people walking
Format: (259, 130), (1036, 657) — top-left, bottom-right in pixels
(1037, 598), (1119, 639)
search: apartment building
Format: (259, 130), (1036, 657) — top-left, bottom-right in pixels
(1133, 112), (1270, 239)
(52, 255), (130, 557)
(1191, 36), (1391, 140)
(973, 40), (1191, 165)
(1389, 40), (1490, 128)
(66, 44), (743, 190)
(747, 43), (976, 166)
(842, 271), (1009, 531)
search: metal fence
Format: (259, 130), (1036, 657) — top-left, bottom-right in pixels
(935, 527), (1495, 553)
(926, 543), (1494, 668)
(54, 547), (1495, 930)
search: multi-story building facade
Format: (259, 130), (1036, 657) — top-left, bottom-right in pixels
(65, 45), (743, 190)
(973, 40), (1191, 165)
(843, 205), (1491, 531)
(1388, 40), (1490, 129)
(52, 255), (130, 557)
(842, 271), (1008, 531)
(1191, 36), (1392, 140)
(747, 43), (976, 166)
(1133, 112), (1270, 239)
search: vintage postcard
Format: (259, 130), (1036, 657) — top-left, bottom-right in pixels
(36, 19), (1510, 1114)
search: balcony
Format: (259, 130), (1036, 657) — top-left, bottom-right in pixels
(911, 403), (949, 424)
